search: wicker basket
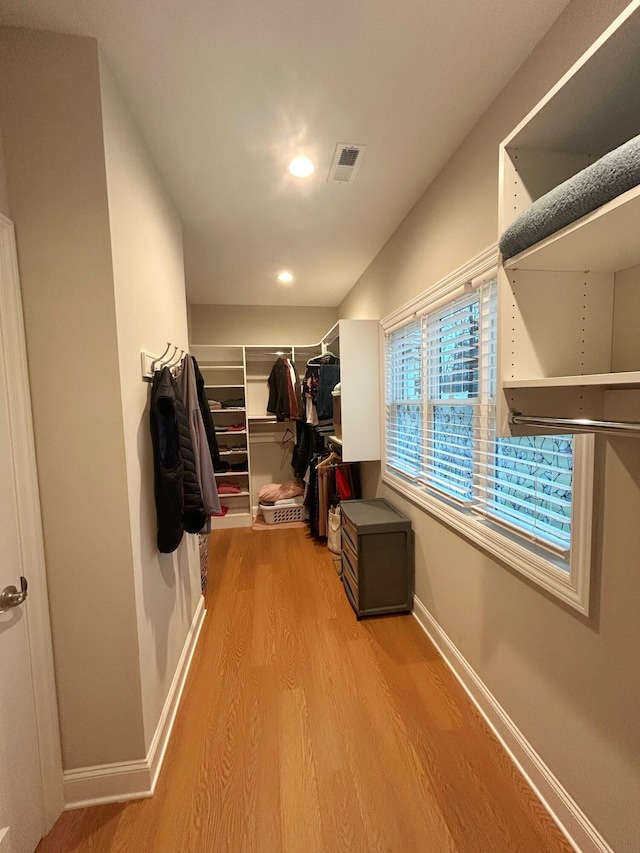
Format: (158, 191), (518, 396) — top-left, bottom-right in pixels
(259, 498), (308, 524)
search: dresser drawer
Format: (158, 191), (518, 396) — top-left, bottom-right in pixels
(342, 562), (358, 610)
(341, 530), (358, 574)
(342, 544), (358, 590)
(342, 515), (358, 552)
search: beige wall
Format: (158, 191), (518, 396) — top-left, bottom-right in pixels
(99, 56), (201, 752)
(0, 28), (145, 767)
(339, 1), (639, 850)
(190, 303), (338, 345)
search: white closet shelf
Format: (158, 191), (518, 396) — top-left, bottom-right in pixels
(215, 429), (247, 435)
(217, 490), (250, 497)
(503, 185), (640, 274)
(214, 471), (248, 477)
(210, 509), (252, 529)
(204, 384), (245, 389)
(503, 371), (640, 390)
(210, 407), (246, 413)
(219, 450), (248, 455)
(199, 364), (244, 369)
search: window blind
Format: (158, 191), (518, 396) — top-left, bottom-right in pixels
(384, 279), (574, 556)
(386, 319), (422, 479)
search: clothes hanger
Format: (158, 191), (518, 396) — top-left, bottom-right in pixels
(307, 351), (337, 366)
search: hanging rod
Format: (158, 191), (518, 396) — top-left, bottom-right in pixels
(509, 411), (640, 437)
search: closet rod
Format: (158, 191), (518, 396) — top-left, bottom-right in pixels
(509, 411), (640, 437)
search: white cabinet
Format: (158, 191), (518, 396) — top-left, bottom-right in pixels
(321, 320), (380, 462)
(497, 2), (640, 434)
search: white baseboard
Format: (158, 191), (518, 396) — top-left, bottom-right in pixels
(412, 596), (614, 853)
(64, 596), (206, 809)
(147, 594), (206, 792)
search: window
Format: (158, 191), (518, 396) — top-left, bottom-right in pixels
(384, 267), (593, 613)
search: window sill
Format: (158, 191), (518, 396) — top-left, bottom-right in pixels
(382, 467), (591, 614)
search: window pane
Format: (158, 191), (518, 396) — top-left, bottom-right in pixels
(388, 403), (422, 477)
(428, 299), (479, 400)
(489, 434), (573, 553)
(428, 404), (474, 502)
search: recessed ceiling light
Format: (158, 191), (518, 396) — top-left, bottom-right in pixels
(288, 156), (315, 178)
(276, 270), (294, 284)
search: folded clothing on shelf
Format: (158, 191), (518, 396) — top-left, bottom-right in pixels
(223, 397), (245, 408)
(217, 481), (244, 495)
(211, 506), (229, 517)
(209, 400), (223, 410)
(214, 462), (230, 473)
(230, 462), (248, 472)
(225, 423), (246, 431)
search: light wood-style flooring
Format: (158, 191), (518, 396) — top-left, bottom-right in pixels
(38, 527), (572, 852)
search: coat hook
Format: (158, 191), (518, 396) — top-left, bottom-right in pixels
(151, 342), (172, 373)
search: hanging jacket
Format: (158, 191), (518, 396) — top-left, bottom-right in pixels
(150, 367), (185, 553)
(193, 357), (221, 466)
(267, 357), (303, 421)
(174, 376), (208, 534)
(177, 355), (221, 516)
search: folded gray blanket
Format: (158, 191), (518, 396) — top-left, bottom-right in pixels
(499, 133), (640, 260)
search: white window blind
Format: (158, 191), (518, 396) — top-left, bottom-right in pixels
(386, 319), (422, 480)
(384, 280), (574, 557)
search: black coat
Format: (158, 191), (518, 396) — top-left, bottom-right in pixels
(150, 367), (207, 553)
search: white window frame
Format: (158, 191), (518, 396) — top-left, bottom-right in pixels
(381, 246), (594, 615)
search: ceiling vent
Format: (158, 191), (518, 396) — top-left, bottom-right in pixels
(328, 143), (367, 183)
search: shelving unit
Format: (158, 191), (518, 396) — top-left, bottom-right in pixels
(497, 1), (640, 434)
(190, 325), (381, 520)
(191, 344), (252, 528)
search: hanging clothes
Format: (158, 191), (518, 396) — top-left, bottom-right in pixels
(192, 356), (220, 467)
(150, 366), (208, 551)
(267, 356), (303, 421)
(177, 355), (221, 516)
(304, 448), (361, 540)
(303, 353), (339, 425)
(316, 364), (341, 421)
(150, 367), (184, 554)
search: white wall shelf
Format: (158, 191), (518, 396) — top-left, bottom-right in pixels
(503, 371), (640, 390)
(204, 384), (244, 389)
(497, 2), (640, 434)
(503, 185), (640, 274)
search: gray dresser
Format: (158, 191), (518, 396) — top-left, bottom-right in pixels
(340, 498), (413, 619)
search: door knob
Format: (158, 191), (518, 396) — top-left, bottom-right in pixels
(0, 576), (28, 612)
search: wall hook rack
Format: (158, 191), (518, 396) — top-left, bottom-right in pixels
(141, 343), (186, 381)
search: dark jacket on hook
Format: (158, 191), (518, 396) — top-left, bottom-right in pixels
(150, 367), (185, 553)
(150, 367), (207, 552)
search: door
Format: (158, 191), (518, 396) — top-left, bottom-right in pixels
(0, 397), (43, 850)
(0, 215), (62, 852)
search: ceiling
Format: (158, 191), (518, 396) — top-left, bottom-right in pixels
(0, 0), (570, 307)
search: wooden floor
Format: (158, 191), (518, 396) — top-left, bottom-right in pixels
(38, 527), (572, 852)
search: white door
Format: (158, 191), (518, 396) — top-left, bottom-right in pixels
(0, 215), (62, 852)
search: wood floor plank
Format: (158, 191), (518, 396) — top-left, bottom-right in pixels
(38, 527), (573, 853)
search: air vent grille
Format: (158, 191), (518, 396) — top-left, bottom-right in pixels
(328, 143), (367, 183)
